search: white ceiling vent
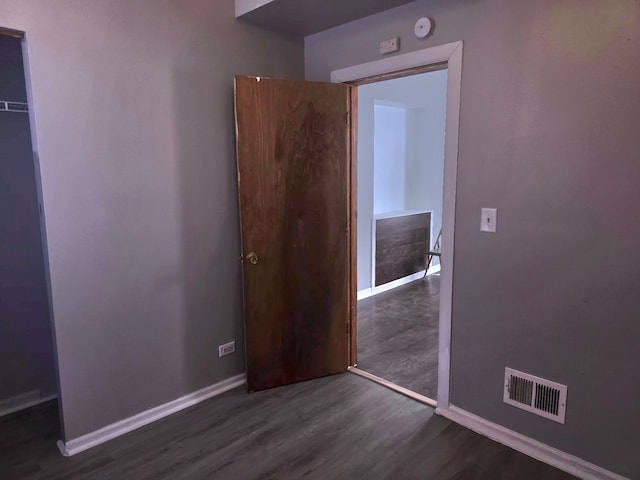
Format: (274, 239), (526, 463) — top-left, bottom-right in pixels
(504, 367), (567, 424)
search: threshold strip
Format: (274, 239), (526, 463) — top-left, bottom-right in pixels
(348, 366), (437, 408)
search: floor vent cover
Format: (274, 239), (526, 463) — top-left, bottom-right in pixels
(504, 368), (567, 424)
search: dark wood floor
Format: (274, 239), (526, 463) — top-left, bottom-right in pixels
(0, 373), (576, 480)
(357, 274), (439, 398)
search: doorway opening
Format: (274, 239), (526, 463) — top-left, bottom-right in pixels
(351, 69), (447, 404)
(234, 42), (461, 411)
(335, 42), (463, 410)
(0, 28), (61, 442)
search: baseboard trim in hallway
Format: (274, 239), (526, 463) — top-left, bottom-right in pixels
(437, 405), (629, 480)
(357, 265), (441, 300)
(57, 373), (246, 457)
(348, 366), (437, 408)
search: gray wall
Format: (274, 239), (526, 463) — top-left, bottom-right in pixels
(306, 1), (640, 477)
(0, 36), (56, 403)
(0, 0), (303, 440)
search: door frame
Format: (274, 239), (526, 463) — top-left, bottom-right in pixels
(332, 41), (463, 410)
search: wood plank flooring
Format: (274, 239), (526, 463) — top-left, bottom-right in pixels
(0, 373), (576, 480)
(357, 274), (439, 398)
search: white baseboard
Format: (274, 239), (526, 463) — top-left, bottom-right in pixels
(57, 373), (246, 457)
(427, 263), (441, 276)
(357, 288), (374, 300)
(436, 405), (629, 480)
(357, 264), (441, 301)
(0, 391), (57, 418)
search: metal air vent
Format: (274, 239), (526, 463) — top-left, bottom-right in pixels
(504, 367), (567, 424)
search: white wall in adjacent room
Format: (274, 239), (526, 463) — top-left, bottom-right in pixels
(405, 103), (447, 266)
(373, 104), (407, 215)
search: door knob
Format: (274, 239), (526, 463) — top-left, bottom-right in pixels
(246, 252), (259, 265)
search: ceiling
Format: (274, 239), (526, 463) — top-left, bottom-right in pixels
(236, 0), (414, 37)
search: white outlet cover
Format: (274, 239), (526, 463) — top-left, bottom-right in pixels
(414, 17), (432, 38)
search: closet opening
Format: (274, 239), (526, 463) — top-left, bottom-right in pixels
(0, 27), (61, 446)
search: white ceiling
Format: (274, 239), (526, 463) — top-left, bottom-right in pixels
(363, 69), (449, 109)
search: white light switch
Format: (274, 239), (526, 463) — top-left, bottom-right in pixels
(481, 208), (497, 233)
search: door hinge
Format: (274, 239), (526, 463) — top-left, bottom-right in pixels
(346, 112), (350, 125)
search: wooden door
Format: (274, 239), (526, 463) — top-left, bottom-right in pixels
(234, 76), (355, 392)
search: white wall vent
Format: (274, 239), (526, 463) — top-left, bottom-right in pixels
(504, 368), (567, 424)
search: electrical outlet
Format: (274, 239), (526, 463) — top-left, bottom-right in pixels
(379, 37), (400, 55)
(218, 341), (235, 357)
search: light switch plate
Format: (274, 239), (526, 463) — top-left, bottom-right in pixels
(481, 208), (497, 232)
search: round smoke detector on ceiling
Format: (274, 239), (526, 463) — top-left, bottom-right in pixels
(414, 17), (432, 39)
